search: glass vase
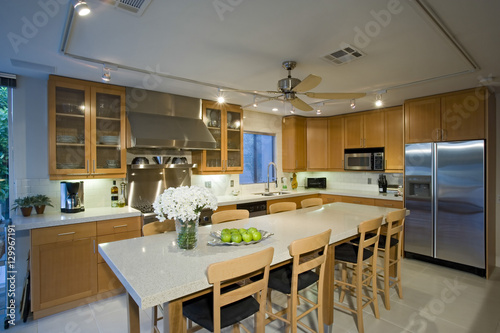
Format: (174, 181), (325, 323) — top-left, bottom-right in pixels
(175, 218), (199, 250)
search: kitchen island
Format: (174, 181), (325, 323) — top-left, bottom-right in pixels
(99, 202), (400, 333)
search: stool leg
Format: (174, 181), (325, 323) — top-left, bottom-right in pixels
(384, 251), (391, 310)
(355, 264), (364, 333)
(339, 263), (347, 303)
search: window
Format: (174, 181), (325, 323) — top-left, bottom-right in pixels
(240, 132), (275, 184)
(0, 86), (8, 219)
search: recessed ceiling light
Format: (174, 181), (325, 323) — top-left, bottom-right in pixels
(74, 1), (91, 16)
(272, 108), (278, 112)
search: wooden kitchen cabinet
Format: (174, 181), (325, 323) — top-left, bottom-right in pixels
(373, 199), (404, 209)
(320, 194), (342, 204)
(404, 88), (487, 143)
(266, 194), (320, 213)
(192, 100), (243, 174)
(282, 116), (307, 172)
(328, 116), (344, 170)
(341, 196), (374, 206)
(48, 75), (126, 180)
(306, 118), (328, 170)
(31, 222), (97, 317)
(384, 106), (404, 172)
(344, 111), (384, 148)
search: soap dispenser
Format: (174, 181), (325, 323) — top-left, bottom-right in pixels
(291, 173), (298, 190)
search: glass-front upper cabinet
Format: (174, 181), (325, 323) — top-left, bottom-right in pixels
(193, 101), (243, 174)
(48, 76), (126, 179)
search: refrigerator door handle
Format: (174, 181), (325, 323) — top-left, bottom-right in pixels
(432, 144), (437, 258)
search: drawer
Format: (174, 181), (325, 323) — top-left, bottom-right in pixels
(341, 196), (374, 206)
(97, 230), (141, 263)
(97, 217), (141, 236)
(31, 222), (96, 246)
(373, 199), (404, 209)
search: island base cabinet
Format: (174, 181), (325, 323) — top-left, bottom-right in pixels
(98, 263), (123, 293)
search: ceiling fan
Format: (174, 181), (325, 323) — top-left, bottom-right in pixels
(222, 61), (366, 111)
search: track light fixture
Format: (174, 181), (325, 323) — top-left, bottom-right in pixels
(74, 0), (91, 16)
(101, 67), (111, 82)
(272, 107), (278, 112)
(316, 109), (321, 115)
(350, 99), (356, 109)
(217, 88), (225, 103)
(374, 90), (386, 107)
(252, 95), (258, 108)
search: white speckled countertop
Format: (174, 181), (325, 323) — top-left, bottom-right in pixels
(12, 207), (142, 231)
(216, 187), (402, 206)
(99, 202), (399, 309)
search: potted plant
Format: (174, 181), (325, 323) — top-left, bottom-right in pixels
(11, 195), (36, 217)
(32, 194), (54, 214)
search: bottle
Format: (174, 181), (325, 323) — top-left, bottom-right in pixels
(111, 180), (118, 207)
(378, 174), (384, 193)
(291, 173), (298, 190)
(118, 182), (126, 207)
(281, 177), (288, 190)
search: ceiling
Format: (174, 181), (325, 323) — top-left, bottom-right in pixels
(1, 0), (499, 116)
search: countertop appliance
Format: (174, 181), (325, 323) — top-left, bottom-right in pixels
(306, 177), (327, 189)
(236, 201), (268, 217)
(344, 149), (384, 171)
(126, 164), (193, 224)
(404, 140), (485, 276)
(60, 181), (84, 213)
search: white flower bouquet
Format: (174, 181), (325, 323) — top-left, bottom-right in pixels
(153, 186), (218, 249)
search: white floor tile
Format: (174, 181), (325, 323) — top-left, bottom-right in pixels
(37, 304), (100, 333)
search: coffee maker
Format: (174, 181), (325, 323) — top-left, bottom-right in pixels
(60, 181), (85, 213)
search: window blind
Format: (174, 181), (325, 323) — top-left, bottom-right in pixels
(0, 73), (16, 88)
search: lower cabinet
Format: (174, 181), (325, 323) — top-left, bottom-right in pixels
(373, 199), (404, 209)
(266, 194), (320, 213)
(342, 196), (375, 206)
(320, 194), (342, 204)
(30, 216), (141, 319)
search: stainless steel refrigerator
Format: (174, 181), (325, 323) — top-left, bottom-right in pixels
(404, 140), (485, 270)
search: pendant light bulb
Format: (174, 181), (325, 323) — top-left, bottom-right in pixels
(316, 109), (321, 115)
(290, 105), (295, 114)
(350, 99), (356, 109)
(375, 94), (383, 107)
(252, 95), (258, 108)
(102, 67), (111, 82)
(217, 88), (225, 103)
(74, 0), (91, 16)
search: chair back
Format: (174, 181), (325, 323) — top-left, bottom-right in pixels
(211, 209), (249, 224)
(357, 216), (383, 262)
(289, 229), (331, 275)
(207, 247), (274, 332)
(384, 209), (406, 252)
(300, 198), (323, 209)
(269, 202), (296, 214)
(142, 220), (175, 236)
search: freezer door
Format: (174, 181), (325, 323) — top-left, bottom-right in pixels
(404, 143), (433, 256)
(435, 141), (485, 268)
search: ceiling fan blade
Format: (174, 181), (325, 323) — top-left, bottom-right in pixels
(305, 92), (367, 99)
(220, 88), (282, 95)
(293, 74), (322, 92)
(289, 97), (314, 111)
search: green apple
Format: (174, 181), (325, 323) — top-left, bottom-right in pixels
(248, 227), (258, 234)
(221, 233), (232, 243)
(231, 233), (242, 243)
(239, 228), (247, 235)
(241, 232), (252, 243)
(222, 228), (230, 234)
(230, 228), (239, 233)
(252, 231), (262, 241)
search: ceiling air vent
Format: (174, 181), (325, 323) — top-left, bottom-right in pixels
(100, 0), (153, 16)
(322, 45), (365, 65)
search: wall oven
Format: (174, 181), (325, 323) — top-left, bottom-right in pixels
(344, 149), (384, 171)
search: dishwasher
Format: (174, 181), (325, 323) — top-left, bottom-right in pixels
(236, 201), (268, 217)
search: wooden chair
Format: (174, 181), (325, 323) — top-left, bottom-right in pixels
(268, 202), (296, 214)
(376, 209), (406, 310)
(182, 247), (274, 333)
(334, 216), (383, 333)
(300, 198), (323, 208)
(142, 220), (175, 236)
(142, 220), (175, 333)
(211, 209), (249, 224)
(265, 229), (331, 333)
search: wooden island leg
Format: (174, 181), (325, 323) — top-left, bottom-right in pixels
(322, 244), (336, 330)
(165, 299), (186, 333)
(127, 292), (140, 333)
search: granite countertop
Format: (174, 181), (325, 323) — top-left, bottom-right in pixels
(216, 187), (403, 206)
(12, 207), (142, 231)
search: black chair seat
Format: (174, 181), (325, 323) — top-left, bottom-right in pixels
(267, 264), (319, 294)
(182, 284), (259, 331)
(351, 234), (398, 249)
(335, 243), (374, 263)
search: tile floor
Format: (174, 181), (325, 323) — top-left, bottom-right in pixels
(2, 258), (500, 333)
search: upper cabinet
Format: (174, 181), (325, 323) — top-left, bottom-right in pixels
(192, 100), (243, 174)
(344, 111), (384, 148)
(48, 76), (126, 180)
(384, 106), (404, 172)
(282, 116), (307, 172)
(405, 88), (487, 143)
(327, 116), (344, 171)
(306, 118), (328, 170)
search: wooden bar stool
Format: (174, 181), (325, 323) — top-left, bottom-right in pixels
(268, 202), (296, 214)
(300, 198), (323, 208)
(376, 209), (406, 310)
(334, 216), (383, 333)
(182, 247), (274, 333)
(211, 209), (249, 224)
(265, 229), (331, 333)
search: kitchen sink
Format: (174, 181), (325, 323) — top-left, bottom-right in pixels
(254, 191), (291, 196)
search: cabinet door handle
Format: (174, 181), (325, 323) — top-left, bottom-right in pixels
(58, 231), (76, 236)
(363, 138), (366, 147)
(441, 129), (446, 141)
(113, 224), (128, 229)
(353, 200), (361, 204)
(93, 160), (96, 173)
(67, 173), (91, 176)
(360, 138), (362, 147)
(87, 160), (90, 173)
(93, 239), (96, 254)
(384, 203), (394, 207)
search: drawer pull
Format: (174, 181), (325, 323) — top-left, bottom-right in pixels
(58, 231), (76, 236)
(113, 224), (128, 229)
(353, 201), (361, 204)
(384, 204), (393, 207)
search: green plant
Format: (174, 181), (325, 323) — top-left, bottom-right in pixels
(32, 194), (54, 207)
(11, 195), (36, 211)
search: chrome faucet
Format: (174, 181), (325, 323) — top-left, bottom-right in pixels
(265, 162), (278, 192)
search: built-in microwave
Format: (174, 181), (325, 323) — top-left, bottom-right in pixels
(344, 149), (384, 171)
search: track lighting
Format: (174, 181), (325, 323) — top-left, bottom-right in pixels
(374, 90), (386, 107)
(290, 106), (295, 114)
(217, 88), (225, 103)
(350, 99), (356, 109)
(74, 0), (91, 16)
(272, 107), (278, 112)
(102, 67), (111, 82)
(316, 109), (321, 115)
(252, 95), (258, 108)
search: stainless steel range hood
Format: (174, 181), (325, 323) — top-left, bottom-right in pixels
(126, 88), (216, 150)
